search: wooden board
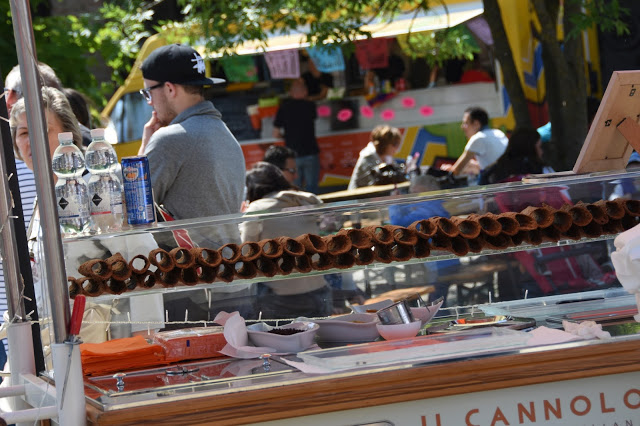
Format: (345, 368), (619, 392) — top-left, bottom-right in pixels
(573, 70), (640, 173)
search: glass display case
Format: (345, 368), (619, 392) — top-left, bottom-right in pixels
(53, 169), (640, 424)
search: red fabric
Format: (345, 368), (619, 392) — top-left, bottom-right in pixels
(355, 38), (390, 70)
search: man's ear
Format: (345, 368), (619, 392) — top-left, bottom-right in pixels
(165, 82), (178, 98)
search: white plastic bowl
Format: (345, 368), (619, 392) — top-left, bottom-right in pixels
(246, 321), (318, 353)
(376, 320), (422, 340)
(411, 299), (444, 325)
(315, 313), (380, 343)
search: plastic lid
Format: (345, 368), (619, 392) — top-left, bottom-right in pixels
(58, 132), (74, 142)
(90, 128), (105, 138)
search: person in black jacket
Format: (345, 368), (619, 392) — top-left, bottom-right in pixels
(272, 78), (320, 194)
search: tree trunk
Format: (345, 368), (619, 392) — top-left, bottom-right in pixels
(482, 0), (532, 129)
(534, 0), (588, 171)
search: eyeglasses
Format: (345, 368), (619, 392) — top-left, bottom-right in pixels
(139, 82), (165, 102)
(281, 167), (298, 174)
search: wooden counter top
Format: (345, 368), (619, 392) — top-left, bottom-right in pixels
(318, 182), (410, 203)
(85, 336), (640, 425)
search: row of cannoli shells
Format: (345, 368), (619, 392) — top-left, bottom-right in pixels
(405, 199), (640, 258)
(69, 198), (640, 297)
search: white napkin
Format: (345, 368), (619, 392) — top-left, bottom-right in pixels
(214, 311), (277, 359)
(610, 224), (640, 321)
(562, 320), (611, 340)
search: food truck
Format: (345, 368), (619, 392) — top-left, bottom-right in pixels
(102, 0), (601, 190)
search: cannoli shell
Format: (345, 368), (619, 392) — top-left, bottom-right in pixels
(129, 254), (150, 275)
(217, 263), (236, 283)
(149, 248), (176, 272)
(561, 224), (584, 241)
(450, 236), (470, 256)
(467, 235), (485, 253)
(170, 247), (196, 269)
(580, 201), (608, 225)
(78, 259), (112, 280)
(235, 261), (258, 280)
(276, 237), (306, 257)
(620, 198), (640, 217)
(311, 252), (336, 270)
(551, 209), (573, 233)
(133, 271), (156, 289)
(484, 234), (511, 250)
(560, 203), (593, 227)
(323, 233), (352, 255)
(365, 225), (395, 245)
(294, 254), (313, 273)
(510, 212), (538, 231)
(335, 252), (357, 269)
(338, 228), (372, 250)
(602, 219), (624, 235)
(469, 213), (502, 236)
(239, 241), (261, 262)
(390, 244), (414, 262)
(509, 231), (528, 246)
(68, 277), (82, 299)
(541, 225), (561, 243)
(353, 248), (374, 266)
(408, 219), (437, 239)
(258, 239), (284, 259)
(255, 257), (278, 278)
(414, 238), (431, 258)
(451, 216), (482, 239)
(78, 277), (105, 297)
(191, 247), (222, 268)
(524, 229), (543, 246)
(105, 278), (128, 295)
(106, 253), (131, 280)
(153, 268), (181, 287)
(387, 225), (418, 246)
(582, 221), (604, 238)
(276, 254), (295, 275)
(493, 213), (519, 236)
(219, 243), (242, 264)
(181, 267), (200, 285)
(373, 245), (393, 264)
(430, 234), (452, 252)
(520, 205), (554, 228)
(431, 217), (459, 238)
(197, 266), (217, 283)
(594, 199), (625, 220)
(295, 233), (328, 254)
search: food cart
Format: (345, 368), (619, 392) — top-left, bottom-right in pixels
(2, 1), (640, 425)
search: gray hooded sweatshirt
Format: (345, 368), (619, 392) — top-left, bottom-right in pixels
(144, 100), (246, 221)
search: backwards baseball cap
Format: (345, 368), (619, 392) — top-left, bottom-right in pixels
(141, 44), (225, 86)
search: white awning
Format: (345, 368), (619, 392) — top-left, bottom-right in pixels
(231, 2), (484, 56)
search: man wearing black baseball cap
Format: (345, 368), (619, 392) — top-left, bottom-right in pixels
(137, 43), (246, 224)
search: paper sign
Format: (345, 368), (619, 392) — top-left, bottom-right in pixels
(306, 45), (345, 73)
(355, 38), (389, 70)
(264, 49), (300, 79)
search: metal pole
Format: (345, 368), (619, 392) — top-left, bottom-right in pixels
(9, 0), (70, 343)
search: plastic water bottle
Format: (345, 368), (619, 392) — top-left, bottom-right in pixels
(85, 128), (123, 233)
(52, 132), (91, 236)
